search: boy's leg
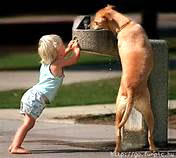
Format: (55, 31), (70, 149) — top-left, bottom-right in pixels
(8, 114), (35, 154)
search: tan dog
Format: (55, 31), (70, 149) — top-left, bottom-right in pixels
(91, 5), (157, 153)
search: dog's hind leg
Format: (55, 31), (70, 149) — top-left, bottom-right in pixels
(114, 111), (123, 153)
(118, 87), (134, 128)
(135, 87), (157, 152)
(114, 88), (127, 153)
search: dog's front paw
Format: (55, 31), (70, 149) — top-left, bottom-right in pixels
(149, 146), (158, 153)
(110, 151), (120, 157)
(114, 146), (122, 153)
(110, 147), (122, 157)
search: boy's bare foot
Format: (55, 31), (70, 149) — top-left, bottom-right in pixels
(9, 146), (31, 154)
(8, 146), (12, 152)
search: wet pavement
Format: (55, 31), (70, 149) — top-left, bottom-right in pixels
(0, 118), (176, 158)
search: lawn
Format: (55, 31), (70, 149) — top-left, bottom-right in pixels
(169, 70), (176, 100)
(0, 46), (119, 108)
(0, 70), (175, 109)
(0, 77), (120, 109)
(0, 52), (40, 70)
(0, 51), (116, 70)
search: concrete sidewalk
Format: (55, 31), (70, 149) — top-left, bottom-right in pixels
(0, 104), (115, 123)
(0, 105), (176, 158)
(0, 101), (175, 123)
(0, 119), (116, 158)
(0, 70), (121, 91)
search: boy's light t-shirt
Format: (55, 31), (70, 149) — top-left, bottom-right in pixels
(32, 64), (64, 103)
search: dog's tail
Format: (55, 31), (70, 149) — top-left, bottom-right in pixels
(118, 89), (134, 128)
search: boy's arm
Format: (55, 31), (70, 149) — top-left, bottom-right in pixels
(62, 42), (80, 67)
(64, 40), (75, 57)
(64, 47), (71, 57)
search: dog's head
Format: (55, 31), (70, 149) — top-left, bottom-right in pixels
(90, 4), (116, 30)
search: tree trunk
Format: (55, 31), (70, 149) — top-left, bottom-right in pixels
(141, 4), (159, 39)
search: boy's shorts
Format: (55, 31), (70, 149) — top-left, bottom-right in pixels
(20, 89), (48, 119)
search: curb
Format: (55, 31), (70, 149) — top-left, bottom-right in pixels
(0, 101), (175, 122)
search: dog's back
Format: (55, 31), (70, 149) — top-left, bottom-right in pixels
(118, 21), (153, 83)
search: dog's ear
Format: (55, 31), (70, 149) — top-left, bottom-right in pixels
(105, 12), (113, 21)
(106, 4), (116, 10)
(105, 4), (116, 21)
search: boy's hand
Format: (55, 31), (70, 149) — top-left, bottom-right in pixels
(65, 40), (75, 55)
(67, 40), (75, 50)
(65, 39), (80, 56)
(66, 39), (80, 50)
(62, 39), (80, 67)
(71, 40), (80, 51)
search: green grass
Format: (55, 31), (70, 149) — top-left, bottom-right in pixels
(51, 77), (119, 107)
(0, 77), (120, 109)
(0, 38), (174, 70)
(168, 70), (176, 100)
(78, 53), (116, 65)
(0, 52), (40, 70)
(0, 52), (116, 70)
(169, 109), (176, 116)
(0, 69), (175, 109)
(0, 48), (118, 109)
(0, 89), (26, 108)
(164, 37), (176, 60)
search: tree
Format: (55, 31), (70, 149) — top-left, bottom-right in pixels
(141, 2), (159, 39)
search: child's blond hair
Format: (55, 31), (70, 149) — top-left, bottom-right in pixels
(38, 34), (63, 64)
